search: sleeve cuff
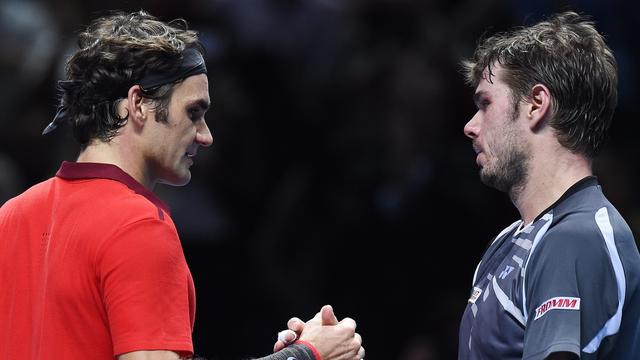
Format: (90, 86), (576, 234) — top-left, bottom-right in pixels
(524, 342), (580, 360)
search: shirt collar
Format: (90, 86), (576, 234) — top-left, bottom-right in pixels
(56, 161), (170, 214)
(532, 175), (598, 223)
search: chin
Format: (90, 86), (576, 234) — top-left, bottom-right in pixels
(159, 171), (192, 187)
(480, 169), (505, 192)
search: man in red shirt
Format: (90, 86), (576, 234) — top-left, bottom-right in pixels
(0, 10), (363, 360)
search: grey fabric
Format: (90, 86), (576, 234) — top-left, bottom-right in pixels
(458, 177), (640, 360)
(254, 344), (316, 360)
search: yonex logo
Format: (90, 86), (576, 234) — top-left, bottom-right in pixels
(498, 265), (515, 279)
(534, 297), (580, 320)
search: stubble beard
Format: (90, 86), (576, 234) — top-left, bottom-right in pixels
(480, 146), (529, 196)
(479, 122), (530, 197)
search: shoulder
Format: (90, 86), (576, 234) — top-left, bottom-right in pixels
(78, 178), (167, 220)
(542, 184), (633, 255)
(527, 185), (633, 279)
(59, 177), (177, 254)
(92, 184), (179, 258)
(97, 217), (183, 267)
(2, 176), (165, 222)
(0, 178), (58, 226)
(52, 177), (173, 233)
(1, 177), (55, 209)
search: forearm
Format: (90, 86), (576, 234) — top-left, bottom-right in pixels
(253, 343), (317, 360)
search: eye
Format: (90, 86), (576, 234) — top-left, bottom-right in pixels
(188, 108), (203, 122)
(478, 99), (491, 110)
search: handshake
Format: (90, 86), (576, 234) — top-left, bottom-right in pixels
(271, 305), (365, 360)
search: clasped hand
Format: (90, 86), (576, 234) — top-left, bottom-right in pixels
(273, 305), (365, 360)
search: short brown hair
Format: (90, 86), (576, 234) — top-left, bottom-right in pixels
(462, 11), (618, 158)
(57, 10), (202, 147)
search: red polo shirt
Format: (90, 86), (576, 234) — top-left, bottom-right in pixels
(0, 162), (195, 359)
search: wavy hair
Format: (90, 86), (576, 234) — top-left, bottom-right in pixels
(56, 10), (203, 147)
(462, 12), (618, 158)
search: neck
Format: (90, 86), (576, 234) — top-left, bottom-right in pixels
(509, 150), (592, 225)
(77, 138), (154, 190)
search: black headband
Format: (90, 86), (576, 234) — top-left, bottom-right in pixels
(139, 47), (207, 90)
(42, 48), (207, 135)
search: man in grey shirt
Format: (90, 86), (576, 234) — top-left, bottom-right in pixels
(458, 11), (640, 360)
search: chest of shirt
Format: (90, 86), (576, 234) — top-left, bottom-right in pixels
(459, 218), (553, 359)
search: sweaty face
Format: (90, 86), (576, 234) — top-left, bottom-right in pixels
(463, 66), (530, 194)
(145, 74), (213, 187)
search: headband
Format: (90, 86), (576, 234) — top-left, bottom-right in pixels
(139, 47), (207, 90)
(42, 47), (207, 135)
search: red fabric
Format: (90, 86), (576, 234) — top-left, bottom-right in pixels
(0, 162), (195, 359)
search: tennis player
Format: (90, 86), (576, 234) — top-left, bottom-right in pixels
(458, 11), (640, 360)
(275, 10), (640, 360)
(0, 10), (363, 360)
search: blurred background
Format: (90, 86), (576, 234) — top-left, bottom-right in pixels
(1, 0), (638, 358)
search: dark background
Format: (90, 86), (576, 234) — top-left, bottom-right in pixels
(1, 0), (638, 359)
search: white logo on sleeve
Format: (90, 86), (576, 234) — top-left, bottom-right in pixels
(534, 297), (581, 320)
(468, 286), (482, 304)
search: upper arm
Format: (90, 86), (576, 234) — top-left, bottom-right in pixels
(118, 350), (182, 360)
(98, 219), (195, 357)
(523, 220), (618, 359)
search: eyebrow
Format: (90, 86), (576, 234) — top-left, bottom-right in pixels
(188, 99), (211, 112)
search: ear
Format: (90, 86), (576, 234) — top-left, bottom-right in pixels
(126, 85), (150, 128)
(527, 84), (551, 131)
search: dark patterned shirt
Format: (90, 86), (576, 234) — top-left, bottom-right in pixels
(458, 177), (640, 360)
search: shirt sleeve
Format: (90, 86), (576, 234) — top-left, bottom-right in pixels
(96, 218), (194, 357)
(522, 221), (618, 360)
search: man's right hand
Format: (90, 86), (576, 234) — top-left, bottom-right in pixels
(273, 305), (364, 360)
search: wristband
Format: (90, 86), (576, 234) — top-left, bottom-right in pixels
(294, 340), (322, 360)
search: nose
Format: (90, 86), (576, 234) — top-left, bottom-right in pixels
(464, 111), (480, 140)
(196, 120), (214, 147)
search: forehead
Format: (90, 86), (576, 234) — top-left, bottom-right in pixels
(474, 65), (511, 97)
(171, 74), (210, 105)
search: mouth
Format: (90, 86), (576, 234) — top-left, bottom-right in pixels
(185, 147), (197, 158)
(472, 142), (482, 155)
(184, 148), (197, 166)
(472, 143), (484, 167)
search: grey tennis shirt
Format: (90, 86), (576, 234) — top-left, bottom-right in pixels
(458, 177), (640, 359)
